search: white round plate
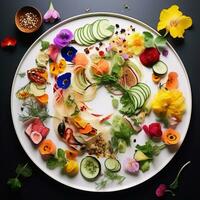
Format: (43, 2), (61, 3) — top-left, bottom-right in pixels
(11, 12), (192, 192)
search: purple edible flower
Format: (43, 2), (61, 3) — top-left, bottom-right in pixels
(124, 157), (139, 174)
(54, 29), (73, 49)
(162, 48), (169, 57)
(44, 2), (60, 23)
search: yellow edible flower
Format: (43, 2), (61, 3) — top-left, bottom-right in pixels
(126, 32), (145, 55)
(64, 160), (79, 176)
(157, 5), (192, 38)
(151, 88), (185, 121)
(50, 59), (67, 76)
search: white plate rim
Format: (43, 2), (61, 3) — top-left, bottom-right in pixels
(10, 12), (192, 192)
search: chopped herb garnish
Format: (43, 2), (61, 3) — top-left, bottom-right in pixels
(19, 98), (51, 122)
(96, 170), (125, 189)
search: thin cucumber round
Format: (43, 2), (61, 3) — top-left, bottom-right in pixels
(74, 28), (83, 45)
(153, 61), (168, 76)
(80, 156), (101, 181)
(98, 19), (114, 38)
(104, 158), (121, 172)
(92, 20), (105, 41)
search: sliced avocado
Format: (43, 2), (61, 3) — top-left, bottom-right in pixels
(134, 150), (150, 161)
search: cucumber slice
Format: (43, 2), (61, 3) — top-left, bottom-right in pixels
(98, 19), (114, 38)
(92, 20), (105, 41)
(86, 24), (96, 42)
(153, 61), (168, 76)
(131, 88), (145, 108)
(80, 156), (101, 181)
(79, 27), (92, 46)
(105, 158), (121, 172)
(81, 25), (94, 45)
(138, 83), (151, 97)
(29, 82), (45, 97)
(74, 28), (83, 45)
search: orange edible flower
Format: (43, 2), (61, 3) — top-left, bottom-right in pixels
(162, 128), (180, 145)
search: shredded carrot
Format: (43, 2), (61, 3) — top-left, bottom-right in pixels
(92, 59), (109, 75)
(166, 72), (178, 90)
(36, 94), (49, 104)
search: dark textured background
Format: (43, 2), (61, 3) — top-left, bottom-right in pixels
(0, 0), (199, 199)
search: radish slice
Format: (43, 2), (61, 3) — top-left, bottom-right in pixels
(30, 131), (43, 144)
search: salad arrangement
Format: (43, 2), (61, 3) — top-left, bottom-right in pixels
(15, 18), (186, 189)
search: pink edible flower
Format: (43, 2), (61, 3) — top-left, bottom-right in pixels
(44, 2), (60, 23)
(124, 157), (139, 174)
(143, 122), (162, 137)
(155, 184), (167, 197)
(48, 44), (60, 62)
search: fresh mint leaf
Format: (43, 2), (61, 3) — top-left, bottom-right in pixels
(7, 178), (22, 190)
(16, 163), (32, 177)
(41, 40), (50, 51)
(143, 31), (154, 48)
(47, 157), (59, 169)
(154, 36), (167, 48)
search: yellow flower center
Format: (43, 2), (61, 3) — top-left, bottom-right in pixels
(170, 19), (179, 27)
(133, 38), (142, 46)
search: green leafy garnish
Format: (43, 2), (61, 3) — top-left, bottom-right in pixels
(143, 31), (167, 49)
(96, 170), (125, 189)
(46, 148), (67, 169)
(156, 116), (169, 128)
(143, 31), (154, 48)
(17, 72), (26, 78)
(7, 163), (32, 190)
(154, 36), (167, 48)
(19, 98), (51, 121)
(112, 98), (119, 109)
(111, 115), (136, 153)
(136, 140), (165, 158)
(65, 95), (80, 116)
(40, 40), (50, 51)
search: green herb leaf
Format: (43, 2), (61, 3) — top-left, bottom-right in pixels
(19, 98), (51, 122)
(41, 40), (50, 51)
(7, 178), (22, 190)
(156, 116), (169, 128)
(95, 170), (125, 189)
(57, 148), (66, 160)
(154, 36), (167, 48)
(143, 31), (154, 48)
(46, 157), (59, 169)
(16, 163), (32, 177)
(112, 98), (119, 109)
(18, 72), (26, 78)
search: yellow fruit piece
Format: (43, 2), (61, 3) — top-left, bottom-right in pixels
(64, 160), (79, 176)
